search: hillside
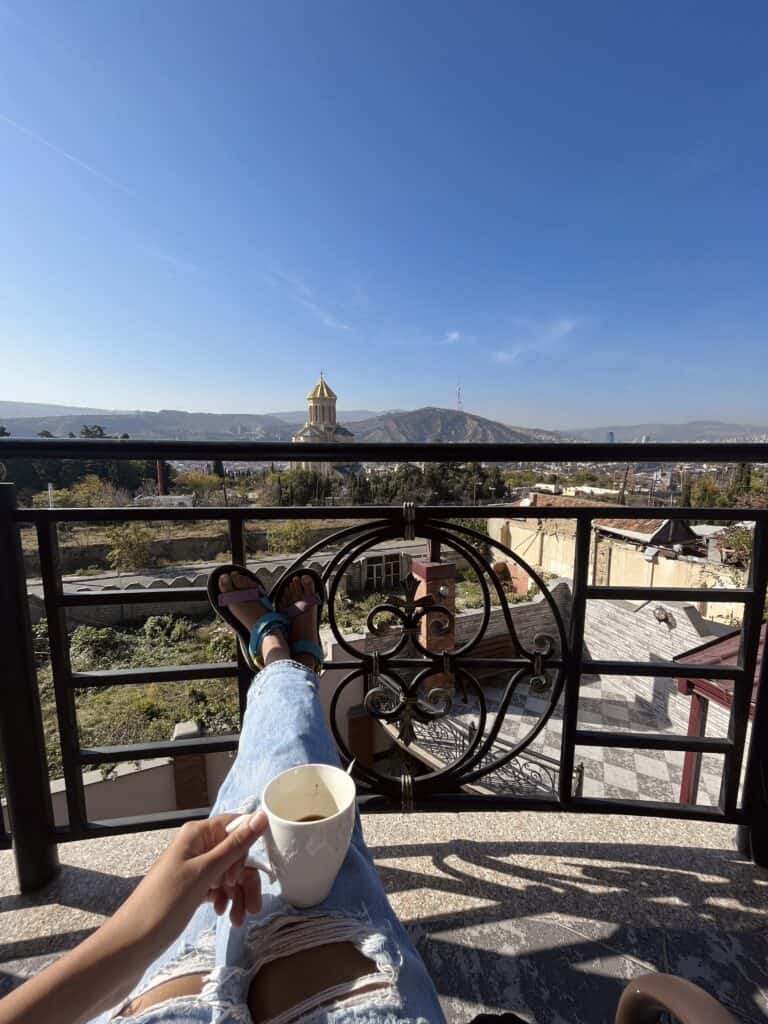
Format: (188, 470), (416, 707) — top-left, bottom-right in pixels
(0, 400), (119, 418)
(351, 407), (558, 443)
(0, 402), (556, 444)
(0, 408), (295, 441)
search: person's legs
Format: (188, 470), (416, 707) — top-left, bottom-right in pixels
(116, 572), (445, 1023)
(212, 573), (444, 1023)
(107, 572), (297, 1020)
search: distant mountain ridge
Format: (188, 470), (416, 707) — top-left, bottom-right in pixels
(0, 400), (122, 418)
(352, 407), (558, 443)
(5, 400), (764, 445)
(0, 400), (556, 444)
(270, 409), (384, 424)
(567, 420), (768, 442)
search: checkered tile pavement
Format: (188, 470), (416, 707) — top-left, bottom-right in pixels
(458, 674), (726, 806)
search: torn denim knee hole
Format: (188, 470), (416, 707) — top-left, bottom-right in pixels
(244, 912), (402, 1024)
(110, 928), (218, 1020)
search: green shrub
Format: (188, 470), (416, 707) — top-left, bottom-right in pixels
(194, 697), (240, 735)
(70, 625), (134, 670)
(206, 624), (237, 662)
(142, 615), (194, 642)
(106, 523), (154, 573)
(333, 592), (396, 633)
(134, 696), (164, 721)
(32, 618), (50, 667)
(456, 580), (486, 609)
(267, 521), (313, 553)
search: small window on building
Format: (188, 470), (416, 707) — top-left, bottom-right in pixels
(366, 553), (401, 590)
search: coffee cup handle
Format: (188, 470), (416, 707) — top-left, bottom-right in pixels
(224, 813), (277, 882)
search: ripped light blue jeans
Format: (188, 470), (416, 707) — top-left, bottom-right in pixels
(92, 660), (446, 1024)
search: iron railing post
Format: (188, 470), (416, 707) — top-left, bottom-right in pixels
(228, 516), (252, 716)
(738, 527), (768, 866)
(559, 515), (591, 803)
(0, 483), (60, 890)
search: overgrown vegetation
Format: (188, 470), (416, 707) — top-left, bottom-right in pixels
(105, 522), (155, 573)
(455, 571), (536, 611)
(719, 525), (753, 567)
(34, 614), (241, 782)
(267, 520), (314, 553)
(333, 592), (395, 633)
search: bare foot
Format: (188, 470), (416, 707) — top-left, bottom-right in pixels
(279, 574), (321, 671)
(219, 570), (289, 666)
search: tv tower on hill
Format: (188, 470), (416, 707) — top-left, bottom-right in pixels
(456, 381), (463, 413)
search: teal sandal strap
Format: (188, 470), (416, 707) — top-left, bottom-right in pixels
(291, 639), (324, 669)
(249, 612), (290, 660)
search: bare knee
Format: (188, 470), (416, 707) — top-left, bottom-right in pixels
(248, 941), (387, 1023)
(121, 972), (205, 1016)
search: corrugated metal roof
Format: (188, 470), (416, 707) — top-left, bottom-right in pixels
(520, 495), (668, 536)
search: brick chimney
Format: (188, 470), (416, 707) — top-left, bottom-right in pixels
(410, 558), (457, 691)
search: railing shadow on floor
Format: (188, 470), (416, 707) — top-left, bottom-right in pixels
(368, 837), (768, 1024)
(3, 835), (766, 1021)
(0, 861), (145, 996)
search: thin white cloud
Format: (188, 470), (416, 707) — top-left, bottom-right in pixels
(264, 270), (353, 331)
(492, 347), (523, 364)
(492, 317), (582, 364)
(0, 112), (136, 195)
(441, 330), (462, 344)
(2, 111), (206, 278)
(137, 242), (206, 275)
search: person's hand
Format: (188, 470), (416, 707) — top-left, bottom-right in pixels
(110, 811), (268, 958)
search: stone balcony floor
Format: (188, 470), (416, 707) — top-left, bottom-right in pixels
(1, 812), (767, 1024)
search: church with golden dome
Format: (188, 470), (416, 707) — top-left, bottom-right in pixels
(291, 373), (354, 445)
(292, 374), (354, 472)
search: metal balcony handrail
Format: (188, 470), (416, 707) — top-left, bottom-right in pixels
(1, 439), (767, 892)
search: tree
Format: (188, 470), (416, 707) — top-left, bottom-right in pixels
(105, 523), (154, 574)
(80, 425), (106, 438)
(211, 459), (225, 478)
(37, 430), (54, 438)
(720, 525), (753, 567)
(0, 425), (10, 436)
(487, 465), (507, 499)
(267, 521), (313, 553)
(174, 469), (221, 497)
(691, 475), (722, 508)
(728, 462), (753, 502)
(680, 476), (692, 507)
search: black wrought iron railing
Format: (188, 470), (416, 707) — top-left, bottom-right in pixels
(1, 438), (767, 892)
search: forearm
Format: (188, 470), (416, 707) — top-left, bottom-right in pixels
(0, 813), (264, 1024)
(0, 915), (157, 1024)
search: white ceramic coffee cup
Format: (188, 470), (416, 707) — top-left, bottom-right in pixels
(257, 763), (356, 907)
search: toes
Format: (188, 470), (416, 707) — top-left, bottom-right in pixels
(277, 578), (294, 610)
(301, 574), (316, 598)
(219, 573), (233, 593)
(231, 571), (252, 591)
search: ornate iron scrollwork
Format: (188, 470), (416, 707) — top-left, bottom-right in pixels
(366, 572), (453, 643)
(363, 674), (452, 746)
(271, 511), (569, 807)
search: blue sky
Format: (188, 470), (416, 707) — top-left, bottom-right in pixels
(1, 1), (766, 428)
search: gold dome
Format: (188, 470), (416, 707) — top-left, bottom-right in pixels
(306, 373), (337, 401)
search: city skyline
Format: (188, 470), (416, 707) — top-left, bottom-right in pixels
(1, 2), (767, 427)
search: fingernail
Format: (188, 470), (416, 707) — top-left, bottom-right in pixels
(247, 810), (265, 830)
